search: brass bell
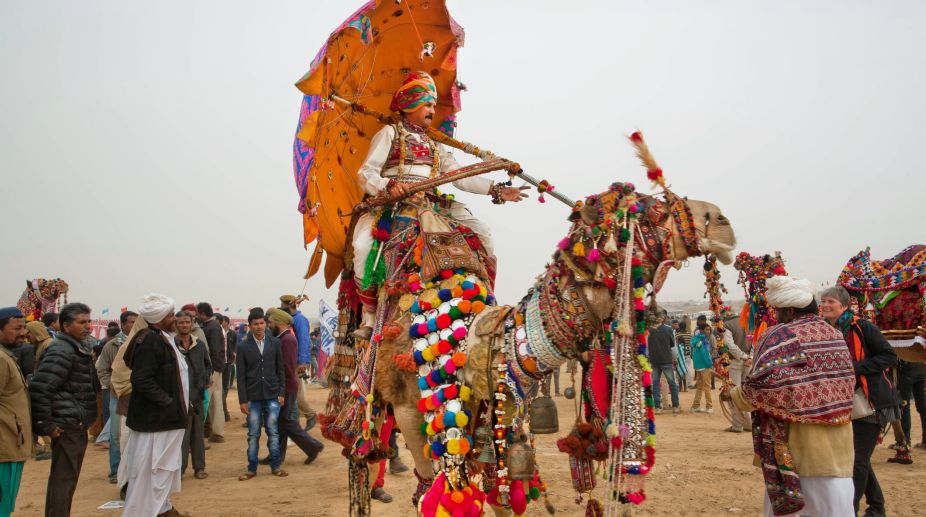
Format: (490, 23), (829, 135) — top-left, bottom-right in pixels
(506, 433), (535, 480)
(530, 395), (559, 434)
(563, 387), (576, 400)
(474, 424), (496, 463)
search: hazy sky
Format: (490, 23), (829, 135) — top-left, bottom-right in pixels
(2, 1), (924, 320)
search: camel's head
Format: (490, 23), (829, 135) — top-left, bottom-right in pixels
(664, 198), (737, 265)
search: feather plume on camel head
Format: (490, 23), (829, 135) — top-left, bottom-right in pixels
(627, 131), (737, 264)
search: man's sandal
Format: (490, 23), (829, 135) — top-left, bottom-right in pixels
(272, 470), (289, 477)
(238, 472), (256, 481)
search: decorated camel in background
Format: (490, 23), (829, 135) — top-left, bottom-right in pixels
(319, 132), (737, 516)
(838, 245), (926, 363)
(16, 278), (69, 321)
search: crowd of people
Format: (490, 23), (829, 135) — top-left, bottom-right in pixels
(0, 278), (922, 516)
(0, 294), (330, 517)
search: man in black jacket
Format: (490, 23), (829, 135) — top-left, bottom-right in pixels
(122, 293), (189, 517)
(195, 303), (226, 443)
(220, 314), (236, 422)
(29, 302), (97, 517)
(175, 311), (211, 479)
(236, 309), (287, 480)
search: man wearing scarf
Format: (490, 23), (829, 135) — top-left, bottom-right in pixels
(730, 277), (855, 516)
(350, 71), (528, 338)
(120, 294), (189, 517)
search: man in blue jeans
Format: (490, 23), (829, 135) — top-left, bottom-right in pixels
(236, 309), (288, 480)
(647, 312), (680, 414)
(95, 310), (137, 483)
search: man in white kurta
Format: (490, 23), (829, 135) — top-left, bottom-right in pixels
(120, 295), (190, 517)
(351, 72), (527, 336)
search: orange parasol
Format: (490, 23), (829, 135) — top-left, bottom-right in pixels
(292, 0), (465, 287)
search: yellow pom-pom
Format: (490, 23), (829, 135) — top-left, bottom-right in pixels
(573, 241), (585, 257)
(455, 412), (469, 428)
(447, 439), (460, 455)
(459, 385), (472, 401)
(422, 348), (435, 362)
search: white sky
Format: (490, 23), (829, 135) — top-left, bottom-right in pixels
(1, 1), (924, 320)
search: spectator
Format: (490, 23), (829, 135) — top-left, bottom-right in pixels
(95, 310), (137, 483)
(195, 303), (226, 443)
(121, 294), (187, 516)
(41, 312), (59, 338)
(0, 307), (32, 516)
(175, 311), (211, 480)
(821, 286), (899, 517)
(690, 322), (714, 414)
(236, 309), (287, 480)
(29, 303), (97, 517)
(279, 295), (317, 432)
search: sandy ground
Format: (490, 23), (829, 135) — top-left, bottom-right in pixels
(13, 383), (925, 517)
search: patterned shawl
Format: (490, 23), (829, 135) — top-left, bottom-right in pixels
(742, 314), (854, 515)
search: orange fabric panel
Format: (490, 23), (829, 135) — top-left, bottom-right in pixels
(293, 1), (462, 283)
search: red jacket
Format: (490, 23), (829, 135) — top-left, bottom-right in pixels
(279, 329), (299, 394)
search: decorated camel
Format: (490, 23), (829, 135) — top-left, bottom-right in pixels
(316, 133), (736, 516)
(838, 245), (926, 363)
(16, 278), (69, 322)
(290, 4), (736, 514)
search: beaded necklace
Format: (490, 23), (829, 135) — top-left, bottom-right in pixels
(395, 122), (440, 181)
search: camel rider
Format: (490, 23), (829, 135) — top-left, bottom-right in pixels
(351, 71), (527, 339)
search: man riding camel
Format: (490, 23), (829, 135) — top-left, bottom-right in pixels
(351, 71), (527, 338)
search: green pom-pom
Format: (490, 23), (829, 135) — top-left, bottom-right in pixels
(529, 487), (541, 500)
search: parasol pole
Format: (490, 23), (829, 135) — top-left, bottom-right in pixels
(330, 94), (576, 208)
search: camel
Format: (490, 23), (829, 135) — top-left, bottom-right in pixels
(322, 139), (737, 516)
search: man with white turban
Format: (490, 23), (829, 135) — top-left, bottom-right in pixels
(730, 277), (856, 516)
(119, 294), (190, 517)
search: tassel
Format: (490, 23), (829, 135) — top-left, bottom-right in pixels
(587, 248), (601, 262)
(558, 237), (571, 250)
(361, 240), (386, 290)
(603, 234), (618, 253)
(573, 241), (585, 257)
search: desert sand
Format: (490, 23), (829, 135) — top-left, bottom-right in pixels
(13, 383), (924, 516)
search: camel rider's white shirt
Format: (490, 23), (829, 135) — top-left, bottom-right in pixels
(352, 124), (496, 282)
(357, 124), (494, 196)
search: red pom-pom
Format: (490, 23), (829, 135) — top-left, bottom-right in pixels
(444, 384), (459, 400)
(436, 314), (452, 330)
(630, 131), (643, 143)
(603, 278), (617, 290)
(437, 339), (452, 355)
(440, 269), (454, 279)
(646, 168), (663, 181)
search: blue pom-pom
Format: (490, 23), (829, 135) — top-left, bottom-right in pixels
(427, 319), (438, 333)
(430, 370), (442, 384)
(461, 281), (475, 291)
(418, 377), (429, 390)
(413, 351), (425, 365)
(438, 289), (453, 302)
(431, 440), (445, 457)
(411, 301), (421, 314)
(409, 326), (419, 338)
(443, 411), (457, 429)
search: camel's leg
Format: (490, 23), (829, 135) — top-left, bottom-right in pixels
(394, 404), (433, 477)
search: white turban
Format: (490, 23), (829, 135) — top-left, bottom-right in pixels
(765, 276), (816, 309)
(138, 293), (175, 324)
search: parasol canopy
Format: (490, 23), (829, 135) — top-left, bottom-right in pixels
(292, 0), (465, 287)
